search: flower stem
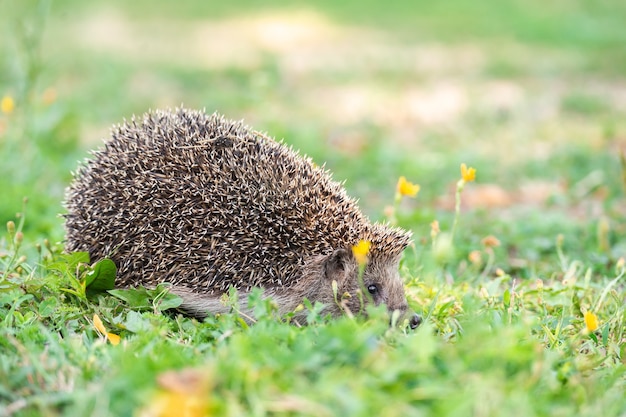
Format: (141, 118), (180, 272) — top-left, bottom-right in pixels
(451, 179), (465, 242)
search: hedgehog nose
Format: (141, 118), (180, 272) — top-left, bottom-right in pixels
(409, 314), (422, 330)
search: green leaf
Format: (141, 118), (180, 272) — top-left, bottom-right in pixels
(503, 289), (511, 308)
(122, 310), (152, 333)
(147, 284), (183, 311)
(108, 287), (154, 310)
(156, 293), (183, 311)
(0, 289), (24, 306)
(38, 297), (58, 317)
(47, 251), (90, 278)
(60, 288), (83, 298)
(85, 258), (117, 292)
(601, 324), (609, 346)
(108, 284), (182, 312)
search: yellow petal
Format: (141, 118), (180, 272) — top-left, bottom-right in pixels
(352, 240), (371, 266)
(1, 96), (15, 114)
(94, 314), (119, 344)
(107, 332), (121, 346)
(460, 163), (476, 182)
(584, 311), (599, 332)
(93, 314), (107, 334)
(396, 176), (420, 197)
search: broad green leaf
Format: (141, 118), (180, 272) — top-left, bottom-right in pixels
(63, 251), (90, 271)
(85, 258), (117, 292)
(108, 288), (154, 310)
(122, 310), (152, 333)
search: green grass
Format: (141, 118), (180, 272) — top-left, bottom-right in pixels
(1, 0), (626, 415)
(2, 222), (625, 416)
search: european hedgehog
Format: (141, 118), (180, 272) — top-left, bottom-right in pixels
(65, 108), (421, 328)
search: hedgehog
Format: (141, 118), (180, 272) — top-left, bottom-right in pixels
(64, 108), (421, 328)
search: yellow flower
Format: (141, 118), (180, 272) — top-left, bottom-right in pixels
(468, 250), (482, 265)
(141, 369), (213, 417)
(1, 96), (15, 114)
(481, 235), (501, 248)
(460, 163), (476, 182)
(396, 176), (420, 197)
(430, 220), (440, 239)
(147, 391), (208, 417)
(93, 314), (121, 345)
(352, 239), (371, 266)
(584, 311), (599, 332)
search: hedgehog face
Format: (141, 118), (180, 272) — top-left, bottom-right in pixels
(322, 248), (420, 328)
(361, 260), (409, 312)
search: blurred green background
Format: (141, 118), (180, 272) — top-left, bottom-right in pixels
(1, 0), (625, 267)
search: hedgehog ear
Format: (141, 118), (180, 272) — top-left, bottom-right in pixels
(324, 248), (353, 285)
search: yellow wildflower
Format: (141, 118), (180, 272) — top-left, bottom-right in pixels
(1, 96), (15, 114)
(352, 239), (371, 266)
(481, 235), (501, 248)
(141, 369), (212, 417)
(396, 176), (420, 197)
(147, 390), (208, 417)
(93, 314), (121, 345)
(460, 163), (476, 182)
(584, 310), (599, 332)
(430, 220), (440, 240)
(468, 250), (482, 265)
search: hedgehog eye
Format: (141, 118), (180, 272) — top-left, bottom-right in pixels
(367, 284), (379, 296)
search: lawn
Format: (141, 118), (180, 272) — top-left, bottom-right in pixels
(1, 0), (625, 416)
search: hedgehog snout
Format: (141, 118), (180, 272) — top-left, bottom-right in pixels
(409, 313), (422, 329)
(389, 305), (422, 330)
